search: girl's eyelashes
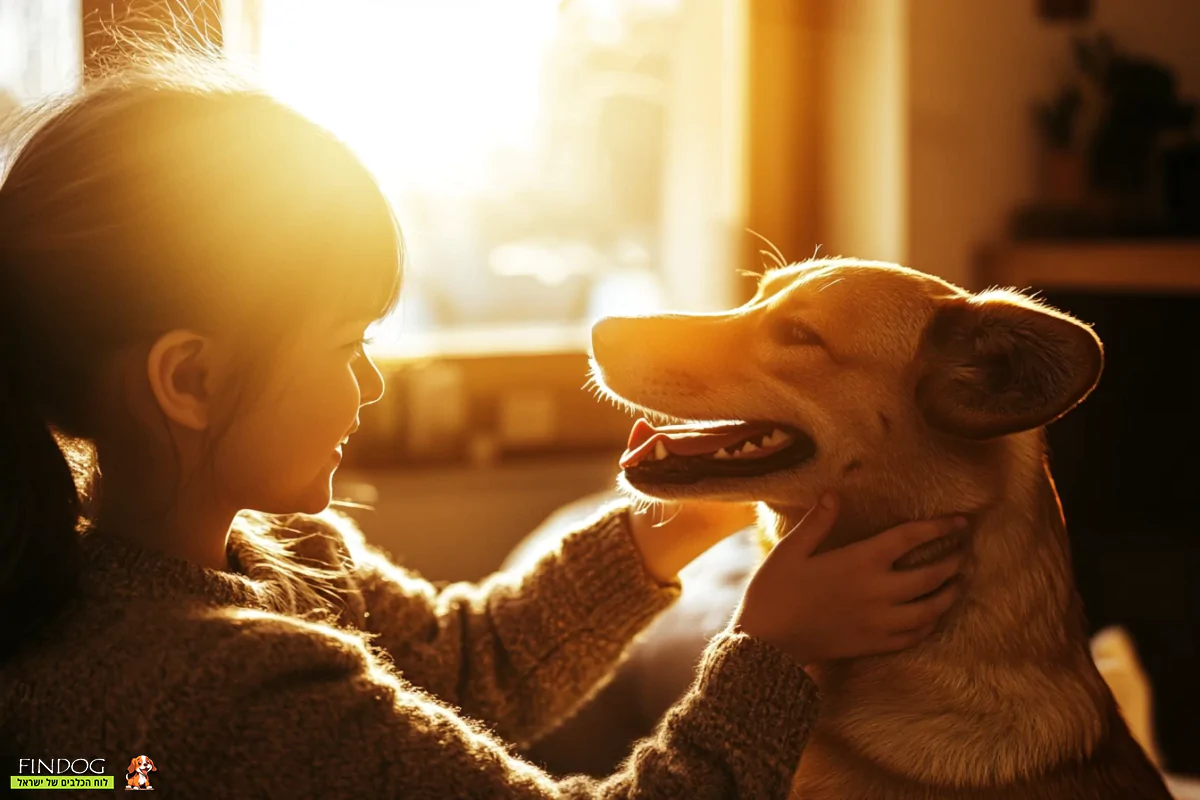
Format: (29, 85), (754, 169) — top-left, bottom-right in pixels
(347, 336), (375, 357)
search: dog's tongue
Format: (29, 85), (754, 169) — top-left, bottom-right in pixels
(619, 418), (775, 468)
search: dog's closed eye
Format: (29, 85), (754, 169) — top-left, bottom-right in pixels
(772, 318), (824, 348)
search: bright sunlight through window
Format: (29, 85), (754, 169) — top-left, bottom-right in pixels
(243, 0), (744, 357)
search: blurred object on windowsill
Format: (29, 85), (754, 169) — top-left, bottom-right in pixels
(1034, 84), (1085, 206)
(1013, 31), (1200, 241)
(338, 345), (635, 471)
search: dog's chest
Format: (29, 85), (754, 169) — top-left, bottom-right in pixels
(789, 721), (1173, 800)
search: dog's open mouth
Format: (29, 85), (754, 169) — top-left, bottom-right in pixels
(620, 418), (816, 484)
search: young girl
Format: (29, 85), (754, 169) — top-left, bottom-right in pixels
(0, 53), (965, 797)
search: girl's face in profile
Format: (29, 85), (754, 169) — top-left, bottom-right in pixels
(213, 312), (385, 516)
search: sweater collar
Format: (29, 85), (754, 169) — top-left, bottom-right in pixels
(77, 525), (282, 611)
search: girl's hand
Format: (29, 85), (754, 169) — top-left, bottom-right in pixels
(729, 492), (966, 664)
(628, 500), (759, 585)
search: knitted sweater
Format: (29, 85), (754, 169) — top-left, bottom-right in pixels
(2, 502), (819, 798)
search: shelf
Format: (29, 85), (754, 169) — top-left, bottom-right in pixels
(975, 241), (1200, 295)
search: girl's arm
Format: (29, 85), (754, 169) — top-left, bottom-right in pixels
(161, 611), (818, 799)
(303, 501), (682, 747)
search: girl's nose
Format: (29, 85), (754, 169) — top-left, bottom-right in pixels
(356, 356), (385, 406)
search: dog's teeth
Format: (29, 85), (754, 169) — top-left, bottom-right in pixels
(741, 441), (760, 454)
(713, 448), (731, 459)
(653, 441), (669, 460)
(765, 429), (790, 446)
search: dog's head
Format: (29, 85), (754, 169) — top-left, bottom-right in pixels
(590, 259), (1102, 546)
(126, 755), (155, 775)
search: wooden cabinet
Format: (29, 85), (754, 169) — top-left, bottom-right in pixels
(975, 241), (1200, 295)
(974, 240), (1200, 772)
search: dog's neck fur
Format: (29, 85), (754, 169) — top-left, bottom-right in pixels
(769, 431), (1117, 789)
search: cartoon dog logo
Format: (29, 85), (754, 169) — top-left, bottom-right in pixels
(124, 755), (155, 790)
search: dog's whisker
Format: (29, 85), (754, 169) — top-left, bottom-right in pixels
(588, 380), (644, 419)
(653, 504), (683, 529)
(759, 249), (785, 270)
(585, 371), (656, 421)
(746, 227), (788, 270)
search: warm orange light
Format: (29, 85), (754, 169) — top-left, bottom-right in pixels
(254, 1), (559, 195)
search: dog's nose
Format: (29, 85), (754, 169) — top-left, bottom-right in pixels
(591, 316), (625, 359)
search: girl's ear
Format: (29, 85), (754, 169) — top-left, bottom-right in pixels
(145, 330), (220, 432)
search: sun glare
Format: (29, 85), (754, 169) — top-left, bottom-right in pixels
(232, 0), (704, 353)
(256, 1), (559, 195)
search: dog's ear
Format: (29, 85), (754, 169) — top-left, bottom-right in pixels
(126, 758), (138, 775)
(916, 291), (1103, 439)
(146, 758), (156, 772)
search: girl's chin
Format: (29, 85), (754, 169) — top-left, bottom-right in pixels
(288, 454), (342, 515)
(294, 482), (335, 516)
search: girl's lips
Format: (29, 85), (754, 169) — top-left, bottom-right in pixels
(337, 424), (359, 448)
(333, 422), (359, 458)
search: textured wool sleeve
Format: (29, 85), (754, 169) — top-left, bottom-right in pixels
(321, 501), (682, 747)
(154, 611), (819, 799)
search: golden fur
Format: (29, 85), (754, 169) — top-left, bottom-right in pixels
(590, 259), (1173, 799)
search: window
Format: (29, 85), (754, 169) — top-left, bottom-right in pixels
(234, 0), (748, 357)
(0, 0), (79, 119)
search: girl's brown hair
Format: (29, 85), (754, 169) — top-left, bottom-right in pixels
(0, 50), (402, 660)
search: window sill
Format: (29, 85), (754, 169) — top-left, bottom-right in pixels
(346, 345), (636, 470)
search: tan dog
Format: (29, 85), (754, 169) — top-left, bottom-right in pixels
(125, 755), (155, 790)
(589, 258), (1173, 799)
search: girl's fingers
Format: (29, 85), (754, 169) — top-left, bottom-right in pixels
(775, 492), (840, 558)
(885, 551), (967, 602)
(884, 579), (964, 631)
(883, 622), (939, 652)
(869, 515), (968, 567)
